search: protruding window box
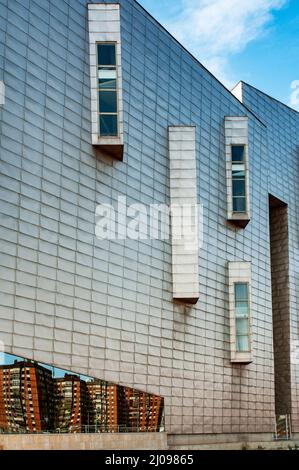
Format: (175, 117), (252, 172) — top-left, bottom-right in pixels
(169, 126), (200, 305)
(228, 262), (253, 364)
(225, 117), (250, 228)
(88, 5), (124, 160)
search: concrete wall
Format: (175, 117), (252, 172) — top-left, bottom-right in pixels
(168, 432), (274, 447)
(0, 432), (167, 450)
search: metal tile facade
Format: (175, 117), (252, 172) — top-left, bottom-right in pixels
(0, 0), (298, 437)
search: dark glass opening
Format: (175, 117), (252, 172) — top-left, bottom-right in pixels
(100, 115), (118, 136)
(232, 145), (245, 162)
(99, 90), (117, 113)
(233, 197), (246, 212)
(232, 179), (246, 197)
(97, 44), (116, 66)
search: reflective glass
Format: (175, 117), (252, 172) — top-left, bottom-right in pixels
(235, 283), (248, 301)
(233, 197), (246, 212)
(236, 335), (250, 352)
(232, 165), (245, 178)
(99, 68), (117, 89)
(235, 301), (249, 317)
(99, 90), (117, 113)
(97, 44), (116, 65)
(232, 179), (246, 197)
(236, 318), (249, 335)
(100, 114), (118, 136)
(232, 145), (245, 162)
(0, 352), (164, 434)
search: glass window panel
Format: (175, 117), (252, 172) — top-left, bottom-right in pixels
(236, 335), (250, 352)
(232, 163), (245, 171)
(232, 145), (245, 162)
(236, 318), (249, 336)
(0, 352), (164, 433)
(235, 301), (249, 317)
(232, 171), (245, 180)
(235, 283), (248, 301)
(98, 68), (117, 89)
(100, 114), (118, 136)
(99, 78), (117, 89)
(97, 44), (116, 66)
(232, 179), (246, 197)
(233, 197), (246, 212)
(99, 90), (117, 113)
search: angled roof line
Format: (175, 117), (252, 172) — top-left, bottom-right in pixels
(239, 81), (299, 115)
(133, 0), (266, 127)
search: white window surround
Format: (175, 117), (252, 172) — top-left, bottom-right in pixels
(228, 261), (253, 364)
(225, 116), (250, 227)
(88, 4), (124, 159)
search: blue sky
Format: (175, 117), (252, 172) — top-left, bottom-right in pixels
(138, 0), (299, 110)
(0, 351), (91, 381)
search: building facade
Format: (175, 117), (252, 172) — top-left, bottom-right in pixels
(0, 361), (54, 433)
(86, 380), (119, 433)
(0, 0), (299, 445)
(54, 374), (88, 433)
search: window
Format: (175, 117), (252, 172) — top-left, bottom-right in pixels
(97, 43), (118, 137)
(88, 5), (124, 157)
(225, 117), (250, 226)
(234, 282), (250, 352)
(228, 262), (252, 363)
(232, 145), (246, 212)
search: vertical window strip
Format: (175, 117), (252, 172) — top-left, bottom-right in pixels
(97, 43), (118, 137)
(234, 282), (250, 352)
(232, 145), (246, 213)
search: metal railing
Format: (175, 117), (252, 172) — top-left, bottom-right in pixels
(0, 424), (165, 435)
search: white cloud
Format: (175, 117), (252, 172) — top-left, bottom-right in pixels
(163, 0), (287, 87)
(199, 55), (235, 89)
(290, 80), (299, 110)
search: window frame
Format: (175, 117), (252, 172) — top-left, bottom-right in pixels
(96, 42), (119, 138)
